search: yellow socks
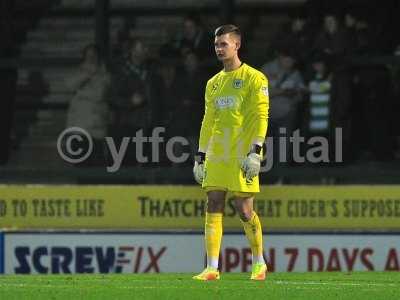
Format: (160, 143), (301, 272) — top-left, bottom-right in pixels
(205, 212), (223, 269)
(241, 211), (265, 264)
(204, 211), (264, 268)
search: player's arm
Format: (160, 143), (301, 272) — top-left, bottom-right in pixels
(198, 80), (216, 153)
(252, 74), (269, 145)
(241, 74), (269, 179)
(194, 80), (215, 184)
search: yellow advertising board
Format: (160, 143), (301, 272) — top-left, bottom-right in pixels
(0, 185), (400, 230)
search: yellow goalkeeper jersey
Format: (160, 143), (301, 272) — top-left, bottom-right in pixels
(199, 63), (269, 161)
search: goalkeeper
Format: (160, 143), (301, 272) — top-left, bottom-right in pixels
(193, 24), (269, 281)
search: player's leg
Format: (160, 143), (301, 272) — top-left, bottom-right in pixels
(205, 190), (226, 269)
(193, 189), (226, 281)
(234, 194), (267, 280)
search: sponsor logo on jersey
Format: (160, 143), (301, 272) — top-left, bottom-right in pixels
(215, 96), (236, 109)
(233, 79), (243, 89)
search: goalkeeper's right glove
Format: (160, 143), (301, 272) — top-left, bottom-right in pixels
(241, 144), (262, 181)
(193, 151), (206, 185)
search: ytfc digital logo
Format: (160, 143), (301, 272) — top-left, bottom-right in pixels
(13, 246), (167, 274)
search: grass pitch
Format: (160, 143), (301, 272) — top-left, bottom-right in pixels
(0, 272), (399, 300)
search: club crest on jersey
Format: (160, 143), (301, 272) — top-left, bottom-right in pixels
(233, 79), (243, 89)
(261, 86), (269, 96)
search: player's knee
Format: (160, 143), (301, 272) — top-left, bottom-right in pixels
(237, 209), (253, 222)
(207, 198), (225, 212)
(234, 198), (253, 221)
(206, 191), (226, 213)
(234, 204), (252, 221)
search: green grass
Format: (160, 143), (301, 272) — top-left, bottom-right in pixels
(0, 272), (400, 300)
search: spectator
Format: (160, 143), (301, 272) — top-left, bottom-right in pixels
(107, 38), (158, 165)
(307, 53), (332, 136)
(351, 65), (394, 161)
(344, 13), (394, 162)
(177, 51), (208, 157)
(149, 59), (182, 166)
(160, 14), (211, 60)
(65, 44), (110, 166)
(274, 15), (313, 69)
(108, 38), (154, 132)
(305, 54), (353, 164)
(313, 14), (347, 66)
(157, 59), (183, 134)
(179, 51), (208, 134)
(304, 52), (349, 164)
(306, 53), (335, 165)
(261, 48), (305, 165)
(329, 67), (353, 163)
(343, 12), (358, 55)
(344, 13), (379, 56)
(111, 18), (137, 69)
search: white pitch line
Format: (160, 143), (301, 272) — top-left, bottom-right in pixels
(273, 280), (398, 287)
(0, 280), (398, 287)
(0, 282), (391, 292)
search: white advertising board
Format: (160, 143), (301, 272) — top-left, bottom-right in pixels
(4, 232), (400, 274)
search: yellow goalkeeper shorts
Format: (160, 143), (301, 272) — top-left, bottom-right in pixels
(202, 157), (260, 194)
(204, 186), (255, 198)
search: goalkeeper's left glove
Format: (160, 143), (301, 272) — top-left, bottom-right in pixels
(241, 144), (262, 180)
(193, 151), (206, 185)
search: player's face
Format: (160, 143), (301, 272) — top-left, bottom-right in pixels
(214, 33), (240, 61)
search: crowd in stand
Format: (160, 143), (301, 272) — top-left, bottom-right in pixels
(265, 10), (398, 164)
(65, 11), (400, 168)
(65, 15), (212, 166)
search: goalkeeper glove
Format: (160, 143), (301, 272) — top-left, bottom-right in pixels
(193, 151), (206, 185)
(241, 144), (262, 181)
